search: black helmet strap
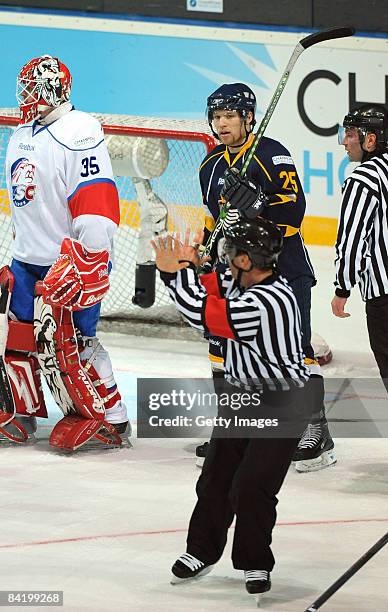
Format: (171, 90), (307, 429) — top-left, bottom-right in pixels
(357, 128), (370, 162)
(240, 110), (254, 145)
(229, 254), (253, 288)
(356, 127), (383, 162)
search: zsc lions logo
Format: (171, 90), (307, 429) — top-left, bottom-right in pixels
(10, 157), (36, 207)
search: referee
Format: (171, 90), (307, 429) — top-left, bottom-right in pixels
(332, 104), (388, 390)
(152, 217), (310, 600)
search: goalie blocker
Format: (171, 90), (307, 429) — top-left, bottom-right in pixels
(42, 237), (110, 310)
(0, 239), (125, 450)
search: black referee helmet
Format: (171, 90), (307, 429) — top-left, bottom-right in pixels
(223, 217), (283, 271)
(342, 104), (388, 151)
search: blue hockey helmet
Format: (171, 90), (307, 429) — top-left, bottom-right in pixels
(206, 83), (256, 134)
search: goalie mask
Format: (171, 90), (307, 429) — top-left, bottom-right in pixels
(16, 54), (72, 124)
(206, 83), (257, 139)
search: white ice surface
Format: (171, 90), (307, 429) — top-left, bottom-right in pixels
(1, 246), (387, 612)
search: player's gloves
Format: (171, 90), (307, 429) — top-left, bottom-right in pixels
(221, 167), (270, 219)
(42, 238), (110, 311)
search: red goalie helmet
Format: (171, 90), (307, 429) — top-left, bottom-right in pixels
(16, 54), (72, 123)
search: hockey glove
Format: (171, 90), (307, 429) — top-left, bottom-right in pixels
(221, 167), (269, 219)
(42, 238), (110, 311)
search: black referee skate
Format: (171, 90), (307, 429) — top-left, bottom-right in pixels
(171, 553), (214, 584)
(293, 420), (336, 473)
(244, 570), (271, 604)
(195, 441), (209, 468)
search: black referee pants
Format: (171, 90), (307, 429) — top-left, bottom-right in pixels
(186, 389), (307, 571)
(366, 294), (388, 392)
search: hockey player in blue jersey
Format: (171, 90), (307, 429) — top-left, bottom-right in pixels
(196, 82), (335, 473)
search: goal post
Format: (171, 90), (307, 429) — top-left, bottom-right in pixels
(0, 109), (216, 325)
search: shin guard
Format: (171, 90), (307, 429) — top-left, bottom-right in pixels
(0, 266), (46, 443)
(34, 283), (122, 450)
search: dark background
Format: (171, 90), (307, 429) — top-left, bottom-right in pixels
(1, 1), (387, 33)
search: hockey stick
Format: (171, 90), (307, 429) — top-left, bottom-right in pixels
(304, 531), (388, 611)
(202, 26), (355, 259)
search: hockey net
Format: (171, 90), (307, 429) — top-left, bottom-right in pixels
(0, 109), (216, 331)
(0, 109), (332, 363)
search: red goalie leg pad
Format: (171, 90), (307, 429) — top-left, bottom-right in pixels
(34, 284), (105, 420)
(5, 351), (47, 418)
(54, 311), (105, 420)
(0, 265), (16, 421)
(7, 320), (36, 352)
(49, 416), (103, 450)
(0, 413), (29, 443)
(5, 321), (47, 418)
(0, 412), (14, 427)
(49, 415), (122, 450)
(0, 267), (46, 437)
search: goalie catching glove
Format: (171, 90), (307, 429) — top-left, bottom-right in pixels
(221, 167), (270, 219)
(42, 238), (110, 311)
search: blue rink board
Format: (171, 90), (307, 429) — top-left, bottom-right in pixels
(0, 23), (273, 118)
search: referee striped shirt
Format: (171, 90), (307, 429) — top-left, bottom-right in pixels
(162, 266), (309, 390)
(335, 152), (388, 300)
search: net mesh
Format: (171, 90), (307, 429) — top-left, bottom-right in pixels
(0, 109), (215, 324)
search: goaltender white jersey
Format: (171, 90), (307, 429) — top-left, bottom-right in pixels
(6, 104), (120, 265)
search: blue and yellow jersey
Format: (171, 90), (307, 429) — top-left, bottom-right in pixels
(199, 134), (315, 282)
